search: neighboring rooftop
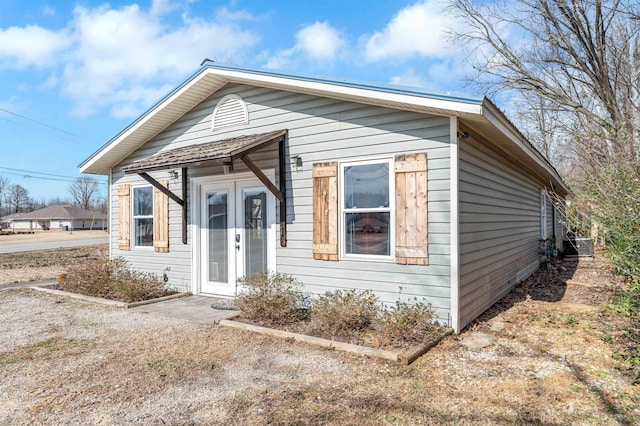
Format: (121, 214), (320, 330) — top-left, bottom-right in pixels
(1, 205), (106, 221)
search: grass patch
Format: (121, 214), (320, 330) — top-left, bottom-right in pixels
(0, 337), (96, 366)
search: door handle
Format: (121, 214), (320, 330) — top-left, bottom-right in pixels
(235, 233), (241, 250)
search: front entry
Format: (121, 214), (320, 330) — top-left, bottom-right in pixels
(198, 177), (275, 296)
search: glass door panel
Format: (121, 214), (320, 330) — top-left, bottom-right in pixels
(207, 191), (228, 283)
(243, 190), (268, 277)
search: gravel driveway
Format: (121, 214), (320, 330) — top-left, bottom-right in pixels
(1, 257), (639, 425)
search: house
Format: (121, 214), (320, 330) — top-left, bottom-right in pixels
(80, 63), (569, 332)
(1, 205), (107, 231)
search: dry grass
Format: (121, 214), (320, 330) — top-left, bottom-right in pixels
(0, 244), (108, 285)
(1, 256), (639, 424)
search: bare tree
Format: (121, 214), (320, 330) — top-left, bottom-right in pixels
(7, 184), (30, 214)
(69, 177), (101, 210)
(0, 175), (9, 217)
(449, 0), (640, 170)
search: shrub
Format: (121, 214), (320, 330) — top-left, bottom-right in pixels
(236, 273), (305, 325)
(59, 256), (167, 302)
(375, 299), (436, 346)
(310, 289), (378, 336)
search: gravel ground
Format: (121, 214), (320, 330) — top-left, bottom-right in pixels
(1, 256), (639, 425)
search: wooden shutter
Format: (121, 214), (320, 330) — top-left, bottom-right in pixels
(312, 162), (338, 260)
(395, 153), (428, 265)
(153, 180), (169, 253)
(118, 184), (131, 251)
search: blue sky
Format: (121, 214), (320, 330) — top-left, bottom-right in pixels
(0, 0), (480, 201)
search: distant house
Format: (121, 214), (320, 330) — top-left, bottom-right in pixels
(79, 63), (569, 332)
(1, 205), (106, 231)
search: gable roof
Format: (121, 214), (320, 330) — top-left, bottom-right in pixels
(79, 62), (569, 195)
(1, 205), (106, 222)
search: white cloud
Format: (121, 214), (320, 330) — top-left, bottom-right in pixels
(58, 3), (258, 117)
(364, 0), (459, 61)
(390, 68), (429, 88)
(264, 21), (344, 70)
(295, 22), (344, 61)
(0, 25), (71, 69)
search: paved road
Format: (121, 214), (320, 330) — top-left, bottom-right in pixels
(0, 238), (108, 254)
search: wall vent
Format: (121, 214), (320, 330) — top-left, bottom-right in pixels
(211, 94), (248, 130)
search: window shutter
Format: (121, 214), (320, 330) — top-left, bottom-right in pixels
(395, 152), (428, 265)
(153, 180), (169, 253)
(312, 162), (338, 260)
(118, 184), (131, 251)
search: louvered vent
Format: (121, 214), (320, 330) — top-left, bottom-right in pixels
(211, 94), (248, 130)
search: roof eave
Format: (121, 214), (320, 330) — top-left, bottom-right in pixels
(479, 99), (571, 196)
(79, 65), (484, 175)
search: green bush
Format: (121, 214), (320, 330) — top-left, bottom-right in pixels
(375, 299), (437, 346)
(310, 289), (378, 336)
(236, 273), (305, 325)
(59, 257), (167, 302)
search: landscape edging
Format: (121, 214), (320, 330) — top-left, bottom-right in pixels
(219, 319), (452, 364)
(29, 286), (189, 308)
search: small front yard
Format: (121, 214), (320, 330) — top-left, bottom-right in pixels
(0, 256), (638, 424)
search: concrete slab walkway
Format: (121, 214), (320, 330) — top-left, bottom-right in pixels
(130, 295), (239, 323)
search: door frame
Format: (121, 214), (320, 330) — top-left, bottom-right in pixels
(190, 170), (277, 296)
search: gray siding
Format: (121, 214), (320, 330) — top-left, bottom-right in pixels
(458, 135), (546, 329)
(110, 83), (452, 322)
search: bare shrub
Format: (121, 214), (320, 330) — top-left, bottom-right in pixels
(59, 257), (167, 302)
(375, 299), (437, 346)
(236, 273), (305, 325)
(310, 289), (378, 336)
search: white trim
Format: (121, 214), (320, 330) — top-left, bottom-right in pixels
(108, 169), (113, 256)
(338, 157), (395, 262)
(131, 184), (154, 250)
(190, 170), (277, 296)
(449, 117), (461, 333)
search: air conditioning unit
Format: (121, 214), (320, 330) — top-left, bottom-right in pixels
(563, 237), (594, 257)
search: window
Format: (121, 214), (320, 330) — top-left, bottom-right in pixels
(540, 190), (548, 240)
(133, 186), (154, 247)
(341, 159), (393, 258)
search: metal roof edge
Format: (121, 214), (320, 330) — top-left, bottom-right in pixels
(480, 98), (571, 195)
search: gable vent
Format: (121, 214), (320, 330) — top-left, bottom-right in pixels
(211, 94), (249, 130)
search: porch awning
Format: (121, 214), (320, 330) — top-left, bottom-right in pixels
(123, 129), (287, 174)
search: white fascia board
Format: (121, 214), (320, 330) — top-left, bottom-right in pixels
(481, 100), (570, 195)
(207, 68), (484, 116)
(80, 71), (221, 175)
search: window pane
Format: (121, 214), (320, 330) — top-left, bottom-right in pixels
(244, 190), (267, 277)
(345, 212), (390, 256)
(134, 218), (153, 246)
(344, 163), (389, 209)
(134, 187), (153, 216)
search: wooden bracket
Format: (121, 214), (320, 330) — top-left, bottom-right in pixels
(139, 171), (188, 244)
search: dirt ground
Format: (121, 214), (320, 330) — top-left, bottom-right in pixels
(0, 229), (107, 244)
(0, 244), (107, 285)
(0, 253), (638, 424)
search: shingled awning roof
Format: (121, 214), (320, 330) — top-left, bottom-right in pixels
(123, 129), (287, 174)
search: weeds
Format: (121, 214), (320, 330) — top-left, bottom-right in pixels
(59, 257), (167, 302)
(375, 298), (437, 346)
(310, 289), (378, 336)
(236, 273), (306, 325)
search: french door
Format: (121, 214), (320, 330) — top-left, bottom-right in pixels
(199, 178), (275, 296)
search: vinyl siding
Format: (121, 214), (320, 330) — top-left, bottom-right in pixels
(458, 134), (544, 330)
(110, 83), (452, 323)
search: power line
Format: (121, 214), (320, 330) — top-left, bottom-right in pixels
(0, 107), (96, 143)
(0, 167), (107, 184)
(0, 170), (79, 183)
